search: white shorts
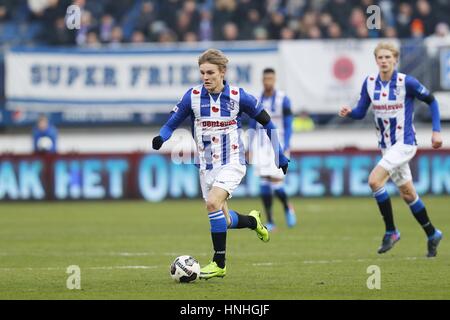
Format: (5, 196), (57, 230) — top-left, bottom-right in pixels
(378, 143), (417, 187)
(253, 142), (285, 180)
(199, 163), (246, 201)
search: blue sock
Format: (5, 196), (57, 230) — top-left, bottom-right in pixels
(260, 183), (273, 223)
(208, 210), (227, 268)
(373, 187), (396, 232)
(209, 210), (227, 233)
(228, 210), (257, 230)
(408, 196), (435, 238)
(272, 182), (289, 211)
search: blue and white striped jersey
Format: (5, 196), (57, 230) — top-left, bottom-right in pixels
(251, 90), (292, 151)
(163, 81), (263, 170)
(351, 71), (433, 149)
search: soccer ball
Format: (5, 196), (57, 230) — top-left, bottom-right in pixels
(37, 136), (53, 151)
(169, 255), (200, 283)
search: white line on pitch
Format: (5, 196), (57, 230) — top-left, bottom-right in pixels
(0, 265), (159, 271)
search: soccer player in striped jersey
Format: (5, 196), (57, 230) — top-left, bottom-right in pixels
(152, 49), (289, 279)
(249, 68), (296, 231)
(339, 42), (443, 257)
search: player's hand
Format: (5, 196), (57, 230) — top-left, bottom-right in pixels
(152, 136), (164, 150)
(431, 131), (443, 149)
(284, 148), (290, 158)
(278, 154), (290, 175)
(339, 106), (352, 118)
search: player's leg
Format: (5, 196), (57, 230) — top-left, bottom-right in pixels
(225, 201), (269, 242)
(271, 177), (296, 228)
(260, 177), (275, 229)
(368, 165), (400, 253)
(200, 186), (229, 279)
(398, 178), (442, 257)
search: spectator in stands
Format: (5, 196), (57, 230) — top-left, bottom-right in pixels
(414, 0), (435, 36)
(131, 30), (146, 43)
(222, 21), (239, 41)
(32, 114), (58, 154)
(396, 2), (414, 38)
(0, 0), (14, 22)
(327, 22), (342, 39)
(254, 26), (269, 42)
(425, 22), (450, 57)
(135, 1), (156, 39)
(199, 8), (213, 41)
(99, 14), (115, 43)
(3, 0), (450, 45)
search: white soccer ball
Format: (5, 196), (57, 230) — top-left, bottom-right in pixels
(169, 255), (200, 283)
(37, 136), (53, 151)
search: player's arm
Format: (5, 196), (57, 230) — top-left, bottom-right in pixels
(239, 88), (289, 174)
(339, 78), (371, 119)
(152, 90), (192, 150)
(406, 75), (442, 149)
(49, 126), (58, 153)
(282, 96), (293, 153)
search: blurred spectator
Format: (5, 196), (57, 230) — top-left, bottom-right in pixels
(213, 0), (238, 40)
(47, 16), (76, 45)
(414, 0), (435, 36)
(86, 30), (100, 47)
(109, 26), (124, 44)
(253, 26), (269, 42)
(99, 14), (115, 43)
(222, 22), (239, 41)
(280, 26), (296, 40)
(2, 0), (450, 45)
(327, 22), (342, 39)
(131, 30), (146, 43)
(32, 114), (58, 154)
(240, 8), (262, 40)
(267, 11), (286, 39)
(425, 22), (450, 57)
(396, 2), (414, 38)
(0, 0), (14, 22)
(199, 9), (213, 42)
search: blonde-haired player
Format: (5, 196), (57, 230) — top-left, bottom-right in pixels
(339, 42), (443, 257)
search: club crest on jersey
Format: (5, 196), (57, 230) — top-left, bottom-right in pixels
(225, 100), (237, 111)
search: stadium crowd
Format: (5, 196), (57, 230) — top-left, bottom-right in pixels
(0, 0), (450, 46)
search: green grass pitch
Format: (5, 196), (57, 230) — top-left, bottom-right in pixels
(0, 196), (449, 300)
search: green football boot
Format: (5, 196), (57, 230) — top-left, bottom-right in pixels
(248, 210), (270, 242)
(199, 261), (226, 280)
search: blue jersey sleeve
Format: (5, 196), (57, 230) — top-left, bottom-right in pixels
(239, 88), (263, 118)
(159, 89), (192, 141)
(282, 96), (293, 151)
(405, 75), (431, 100)
(350, 78), (371, 120)
(406, 75), (441, 131)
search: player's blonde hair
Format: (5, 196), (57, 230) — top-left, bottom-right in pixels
(198, 49), (229, 72)
(374, 42), (400, 59)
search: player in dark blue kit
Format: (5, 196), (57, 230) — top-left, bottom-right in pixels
(32, 114), (58, 154)
(339, 42), (443, 257)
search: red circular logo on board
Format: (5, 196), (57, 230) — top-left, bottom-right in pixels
(333, 57), (354, 82)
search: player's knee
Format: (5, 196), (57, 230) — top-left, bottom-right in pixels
(399, 185), (416, 203)
(206, 198), (222, 212)
(368, 176), (383, 191)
